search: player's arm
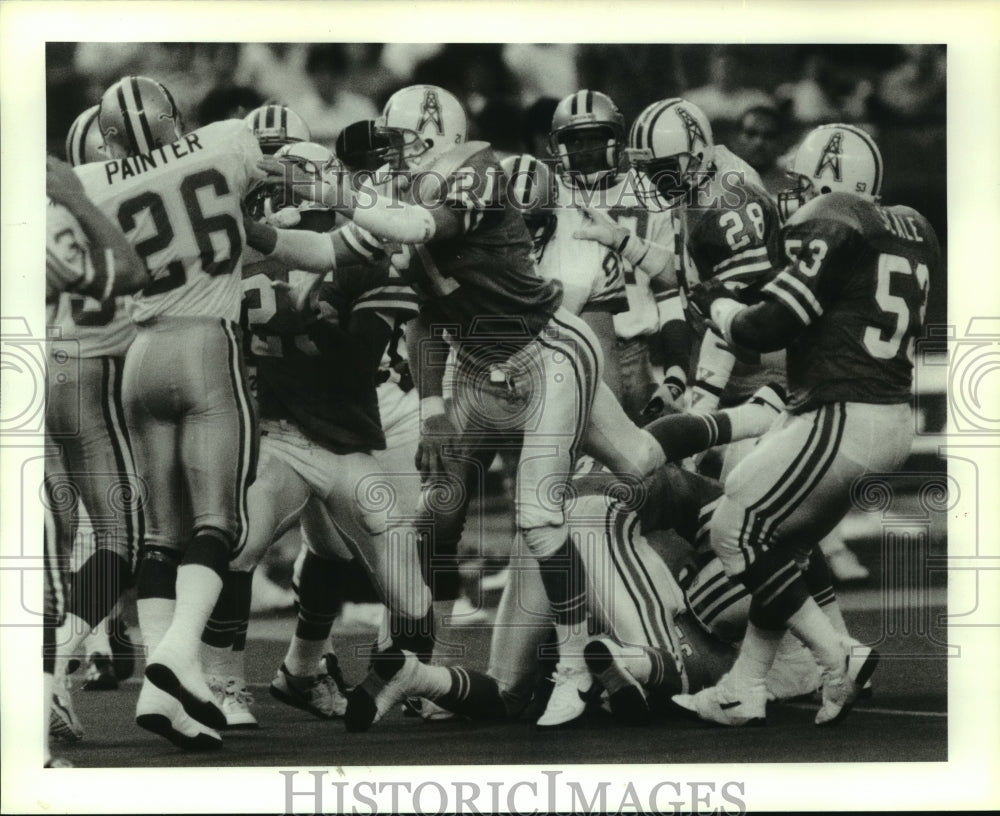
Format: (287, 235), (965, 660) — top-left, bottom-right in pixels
(572, 206), (676, 282)
(46, 157), (147, 298)
(643, 289), (692, 419)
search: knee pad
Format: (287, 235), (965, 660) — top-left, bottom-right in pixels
(520, 525), (567, 560)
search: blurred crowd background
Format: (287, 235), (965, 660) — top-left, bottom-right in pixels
(46, 42), (947, 326)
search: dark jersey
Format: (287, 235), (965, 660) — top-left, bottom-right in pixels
(760, 192), (938, 412)
(384, 142), (563, 360)
(684, 146), (782, 297)
(243, 252), (417, 453)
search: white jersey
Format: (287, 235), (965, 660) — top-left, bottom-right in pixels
(535, 203), (627, 316)
(555, 170), (677, 339)
(75, 119), (262, 324)
(49, 293), (135, 358)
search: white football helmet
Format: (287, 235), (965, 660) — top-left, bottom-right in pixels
(98, 76), (183, 159)
(65, 105), (106, 167)
(626, 98), (715, 211)
(548, 90), (626, 189)
(778, 123), (883, 220)
(377, 85), (466, 168)
(244, 104), (311, 155)
(500, 153), (558, 253)
(249, 141), (342, 222)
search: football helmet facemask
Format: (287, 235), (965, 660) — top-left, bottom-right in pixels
(244, 104), (311, 155)
(500, 153), (559, 254)
(247, 141), (342, 224)
(626, 98), (715, 212)
(98, 76), (183, 159)
(377, 85), (466, 169)
(65, 105), (107, 167)
(777, 123), (883, 221)
(548, 90), (626, 190)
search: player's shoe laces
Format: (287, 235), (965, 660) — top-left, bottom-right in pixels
(208, 675), (258, 729)
(584, 638), (649, 725)
(135, 681), (222, 751)
(344, 648), (420, 733)
(49, 675), (84, 742)
(536, 662), (596, 728)
(671, 672), (767, 727)
(815, 644), (879, 726)
(82, 652), (119, 691)
(270, 661), (347, 720)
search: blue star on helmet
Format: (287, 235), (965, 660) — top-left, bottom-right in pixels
(676, 107), (709, 155)
(814, 132), (843, 182)
(417, 89), (444, 136)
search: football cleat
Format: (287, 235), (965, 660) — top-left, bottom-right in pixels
(49, 677), (83, 742)
(208, 676), (258, 729)
(136, 681), (222, 751)
(344, 648), (420, 733)
(82, 653), (119, 691)
(419, 697), (458, 722)
(144, 649), (227, 731)
(815, 644), (880, 726)
(535, 663), (597, 728)
(270, 662), (347, 720)
(671, 672), (767, 727)
(44, 757), (74, 768)
(584, 638), (649, 726)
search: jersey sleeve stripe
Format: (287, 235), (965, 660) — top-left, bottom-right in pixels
(775, 272), (824, 317)
(712, 245), (769, 275)
(342, 224), (381, 262)
(714, 260), (774, 282)
(762, 278), (815, 325)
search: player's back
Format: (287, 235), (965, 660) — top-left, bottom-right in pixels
(74, 119), (262, 324)
(767, 192), (939, 411)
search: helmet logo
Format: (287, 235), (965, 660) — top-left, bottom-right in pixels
(676, 107), (709, 155)
(417, 89), (444, 136)
(814, 132), (843, 182)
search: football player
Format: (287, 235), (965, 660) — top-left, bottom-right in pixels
(249, 84), (763, 729)
(75, 75), (265, 749)
(674, 123), (938, 726)
(243, 103), (312, 155)
(547, 90), (679, 422)
(47, 107), (144, 730)
(199, 140), (430, 728)
(44, 155), (148, 765)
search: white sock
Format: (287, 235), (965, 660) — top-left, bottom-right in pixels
(730, 622), (784, 685)
(788, 599), (847, 675)
(137, 597), (175, 660)
(553, 623), (589, 670)
(284, 637), (327, 677)
(85, 616), (112, 658)
(156, 565), (223, 664)
(417, 662), (453, 700)
(54, 613), (89, 677)
(201, 643), (240, 682)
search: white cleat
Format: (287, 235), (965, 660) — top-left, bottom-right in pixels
(208, 675), (258, 729)
(145, 645), (226, 730)
(672, 672), (767, 727)
(815, 644), (879, 726)
(136, 681), (222, 751)
(536, 663), (596, 728)
(49, 675), (84, 742)
(584, 638), (649, 725)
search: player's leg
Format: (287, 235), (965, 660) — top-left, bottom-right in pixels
(678, 402), (911, 726)
(202, 430), (312, 727)
(48, 356), (141, 688)
(144, 320), (257, 732)
(123, 333), (220, 748)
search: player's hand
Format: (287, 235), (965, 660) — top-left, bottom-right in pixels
(415, 412), (460, 479)
(640, 375), (687, 422)
(256, 157), (345, 208)
(46, 156), (88, 207)
(572, 207), (629, 249)
(271, 271), (323, 315)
